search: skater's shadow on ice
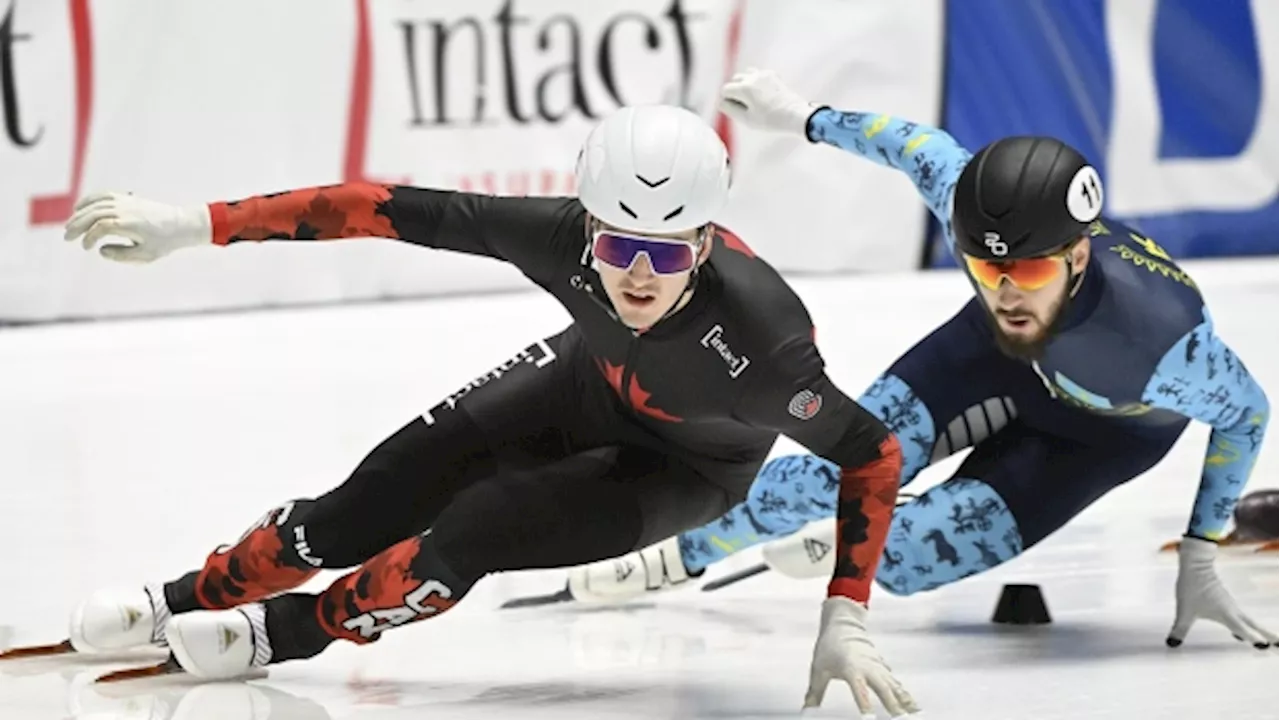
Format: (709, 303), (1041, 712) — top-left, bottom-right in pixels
(308, 675), (799, 720)
(555, 601), (780, 636)
(57, 668), (814, 720)
(896, 620), (1263, 666)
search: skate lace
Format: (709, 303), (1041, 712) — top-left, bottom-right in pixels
(239, 605), (274, 668)
(143, 584), (172, 646)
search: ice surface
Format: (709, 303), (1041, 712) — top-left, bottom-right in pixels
(1, 259), (1276, 719)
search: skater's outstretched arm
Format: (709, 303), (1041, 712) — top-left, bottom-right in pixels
(720, 68), (971, 254)
(63, 184), (581, 286)
(211, 184), (579, 281)
(804, 110), (968, 234)
(1141, 307), (1271, 540)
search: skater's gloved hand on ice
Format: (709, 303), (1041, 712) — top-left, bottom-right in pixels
(805, 596), (919, 717)
(718, 68), (822, 137)
(63, 192), (212, 263)
(1167, 536), (1279, 649)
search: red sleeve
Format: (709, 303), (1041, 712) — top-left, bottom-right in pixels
(209, 183), (399, 245)
(827, 434), (901, 603)
(207, 183), (582, 287)
(732, 338), (900, 604)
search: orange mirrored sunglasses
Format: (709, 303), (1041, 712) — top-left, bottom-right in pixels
(963, 248), (1070, 291)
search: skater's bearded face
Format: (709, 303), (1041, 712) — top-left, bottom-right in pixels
(591, 220), (712, 330)
(968, 238), (1091, 361)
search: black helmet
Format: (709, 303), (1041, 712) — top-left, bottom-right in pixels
(1228, 486), (1280, 538)
(952, 136), (1104, 260)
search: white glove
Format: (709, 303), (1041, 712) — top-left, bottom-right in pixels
(806, 596), (919, 717)
(64, 192), (213, 264)
(718, 67), (821, 137)
(1167, 536), (1279, 649)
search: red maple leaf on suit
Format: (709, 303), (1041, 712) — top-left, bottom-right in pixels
(596, 359), (683, 423)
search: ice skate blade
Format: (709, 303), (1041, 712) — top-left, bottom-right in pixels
(0, 639), (74, 660)
(500, 583), (573, 610)
(1159, 537), (1279, 553)
(95, 655), (183, 683)
(701, 562), (769, 591)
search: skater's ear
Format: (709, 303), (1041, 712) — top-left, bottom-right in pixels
(584, 214), (602, 241)
(1069, 235), (1091, 268)
(694, 224), (715, 266)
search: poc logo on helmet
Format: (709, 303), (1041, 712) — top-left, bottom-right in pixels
(983, 232), (1008, 256)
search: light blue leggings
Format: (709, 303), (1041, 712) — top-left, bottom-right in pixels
(677, 455), (1022, 596)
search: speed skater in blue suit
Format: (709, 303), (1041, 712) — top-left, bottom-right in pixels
(561, 69), (1276, 652)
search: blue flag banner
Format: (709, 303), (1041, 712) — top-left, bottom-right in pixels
(933, 0), (1277, 266)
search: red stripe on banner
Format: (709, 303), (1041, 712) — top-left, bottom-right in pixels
(713, 0), (746, 161)
(344, 0), (406, 185)
(29, 0), (93, 225)
(343, 0), (374, 183)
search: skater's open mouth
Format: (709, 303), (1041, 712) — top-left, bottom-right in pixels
(998, 312), (1034, 330)
(622, 291), (656, 307)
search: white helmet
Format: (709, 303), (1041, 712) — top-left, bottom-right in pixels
(575, 105), (732, 234)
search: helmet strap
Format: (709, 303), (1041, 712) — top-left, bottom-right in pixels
(1045, 247), (1088, 338)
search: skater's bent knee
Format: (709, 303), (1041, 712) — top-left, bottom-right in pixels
(875, 527), (977, 597)
(874, 531), (941, 597)
(874, 478), (1024, 596)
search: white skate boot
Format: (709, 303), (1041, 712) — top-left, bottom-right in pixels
(68, 584), (172, 654)
(164, 604), (272, 680)
(760, 517), (837, 579)
(567, 536), (700, 603)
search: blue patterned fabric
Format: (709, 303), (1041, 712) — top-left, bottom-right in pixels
(807, 108), (969, 252)
(877, 478), (1022, 596)
(679, 454), (840, 572)
(1142, 310), (1270, 538)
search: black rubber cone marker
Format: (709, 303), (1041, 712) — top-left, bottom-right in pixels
(992, 583), (1052, 625)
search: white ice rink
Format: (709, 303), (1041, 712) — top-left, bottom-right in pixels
(1, 258), (1277, 719)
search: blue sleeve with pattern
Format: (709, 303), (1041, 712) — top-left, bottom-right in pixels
(1141, 308), (1270, 539)
(806, 108), (971, 253)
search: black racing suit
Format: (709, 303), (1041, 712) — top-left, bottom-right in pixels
(161, 183), (902, 661)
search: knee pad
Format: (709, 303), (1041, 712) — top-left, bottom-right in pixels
(746, 455), (841, 535)
(875, 478), (1023, 596)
